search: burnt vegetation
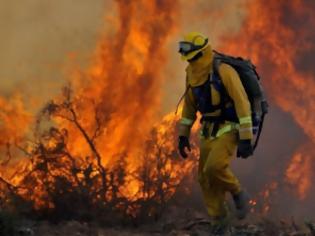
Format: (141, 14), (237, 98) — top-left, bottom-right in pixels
(0, 86), (197, 225)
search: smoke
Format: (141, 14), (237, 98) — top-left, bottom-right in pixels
(0, 0), (108, 108)
(0, 0), (248, 114)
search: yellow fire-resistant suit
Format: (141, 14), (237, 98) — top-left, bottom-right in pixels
(178, 45), (253, 218)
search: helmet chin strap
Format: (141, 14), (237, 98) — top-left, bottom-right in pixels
(188, 51), (203, 63)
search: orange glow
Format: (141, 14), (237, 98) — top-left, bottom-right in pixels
(285, 145), (312, 199)
(0, 0), (196, 212)
(0, 95), (32, 145)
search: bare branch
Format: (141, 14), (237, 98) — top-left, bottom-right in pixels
(92, 107), (102, 141)
(0, 143), (12, 166)
(66, 105), (107, 199)
(15, 143), (33, 158)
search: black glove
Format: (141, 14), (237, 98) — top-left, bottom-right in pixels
(178, 136), (191, 159)
(237, 139), (253, 159)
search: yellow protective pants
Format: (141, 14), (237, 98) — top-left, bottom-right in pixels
(198, 130), (241, 218)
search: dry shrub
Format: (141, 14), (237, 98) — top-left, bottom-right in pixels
(0, 86), (197, 225)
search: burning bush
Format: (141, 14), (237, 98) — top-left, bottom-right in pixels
(0, 0), (192, 225)
(0, 86), (197, 224)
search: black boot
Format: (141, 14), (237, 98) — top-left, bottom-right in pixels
(232, 190), (250, 220)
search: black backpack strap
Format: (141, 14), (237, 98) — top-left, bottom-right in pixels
(253, 112), (265, 150)
(205, 58), (238, 137)
(253, 100), (268, 150)
(202, 59), (227, 137)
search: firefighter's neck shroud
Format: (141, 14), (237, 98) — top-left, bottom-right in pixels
(186, 45), (213, 87)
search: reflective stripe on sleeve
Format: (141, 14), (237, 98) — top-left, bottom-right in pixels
(239, 116), (252, 125)
(180, 117), (194, 126)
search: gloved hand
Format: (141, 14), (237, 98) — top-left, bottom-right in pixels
(237, 139), (253, 159)
(178, 136), (191, 159)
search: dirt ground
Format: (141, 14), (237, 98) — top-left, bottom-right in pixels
(15, 216), (315, 236)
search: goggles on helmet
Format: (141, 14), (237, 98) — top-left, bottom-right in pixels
(178, 38), (208, 55)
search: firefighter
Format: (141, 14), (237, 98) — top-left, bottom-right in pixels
(177, 32), (253, 234)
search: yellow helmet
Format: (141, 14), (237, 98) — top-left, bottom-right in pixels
(178, 32), (209, 61)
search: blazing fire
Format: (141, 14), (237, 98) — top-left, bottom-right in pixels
(285, 145), (312, 200)
(0, 0), (314, 221)
(0, 0), (196, 220)
(0, 95), (32, 146)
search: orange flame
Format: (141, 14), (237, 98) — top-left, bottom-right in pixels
(0, 95), (32, 145)
(62, 0), (181, 199)
(285, 145), (312, 199)
(1, 0), (197, 213)
(66, 0), (179, 165)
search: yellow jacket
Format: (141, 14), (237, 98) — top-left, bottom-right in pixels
(178, 46), (253, 140)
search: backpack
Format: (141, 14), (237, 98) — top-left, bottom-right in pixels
(212, 50), (269, 150)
